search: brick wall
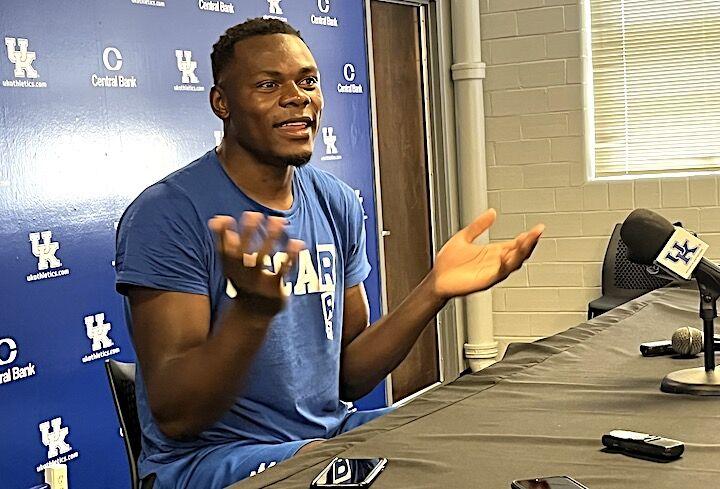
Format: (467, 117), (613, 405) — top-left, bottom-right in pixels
(480, 0), (720, 347)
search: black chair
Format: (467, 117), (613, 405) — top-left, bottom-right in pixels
(105, 359), (155, 489)
(587, 223), (673, 319)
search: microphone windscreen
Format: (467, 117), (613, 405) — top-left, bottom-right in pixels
(671, 326), (703, 356)
(620, 209), (675, 265)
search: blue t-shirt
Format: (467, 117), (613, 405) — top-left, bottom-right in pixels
(115, 150), (371, 482)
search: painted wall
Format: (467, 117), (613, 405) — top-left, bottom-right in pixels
(479, 0), (720, 350)
(0, 1), (385, 487)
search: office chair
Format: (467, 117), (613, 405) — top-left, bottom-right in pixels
(587, 223), (673, 319)
(105, 359), (155, 489)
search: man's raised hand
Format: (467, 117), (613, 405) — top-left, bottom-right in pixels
(208, 212), (304, 317)
(429, 208), (544, 300)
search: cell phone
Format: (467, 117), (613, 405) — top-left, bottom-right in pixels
(511, 476), (589, 489)
(309, 457), (387, 488)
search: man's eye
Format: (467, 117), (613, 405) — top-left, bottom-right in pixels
(258, 81), (277, 89)
(300, 77), (318, 87)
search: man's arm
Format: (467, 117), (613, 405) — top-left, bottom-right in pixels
(127, 288), (275, 439)
(339, 209), (544, 401)
(126, 213), (302, 439)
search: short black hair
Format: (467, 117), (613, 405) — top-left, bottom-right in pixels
(211, 17), (305, 84)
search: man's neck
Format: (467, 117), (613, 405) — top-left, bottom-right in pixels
(216, 140), (295, 211)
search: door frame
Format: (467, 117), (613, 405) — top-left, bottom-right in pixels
(364, 0), (464, 405)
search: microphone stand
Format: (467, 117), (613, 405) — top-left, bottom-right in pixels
(661, 261), (720, 395)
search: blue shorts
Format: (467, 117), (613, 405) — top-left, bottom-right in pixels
(176, 406), (393, 489)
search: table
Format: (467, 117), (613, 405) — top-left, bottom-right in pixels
(229, 283), (720, 488)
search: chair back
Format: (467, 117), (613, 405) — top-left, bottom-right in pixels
(105, 359), (142, 489)
(588, 223), (674, 318)
(603, 223), (672, 296)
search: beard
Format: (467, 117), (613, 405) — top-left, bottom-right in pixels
(278, 150), (312, 168)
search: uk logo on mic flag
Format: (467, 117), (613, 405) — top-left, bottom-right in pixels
(657, 227), (709, 280)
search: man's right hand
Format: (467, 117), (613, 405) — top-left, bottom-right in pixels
(208, 212), (304, 318)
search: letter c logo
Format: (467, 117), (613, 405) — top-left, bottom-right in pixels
(318, 0), (330, 13)
(103, 47), (123, 71)
(343, 63), (355, 82)
(0, 337), (18, 366)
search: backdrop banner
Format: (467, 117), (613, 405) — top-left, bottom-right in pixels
(0, 1), (385, 487)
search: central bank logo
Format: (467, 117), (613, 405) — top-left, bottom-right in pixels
(0, 338), (18, 366)
(37, 417), (79, 473)
(82, 313), (120, 363)
(320, 126), (342, 161)
(91, 46), (138, 89)
(311, 0), (339, 27)
(103, 46), (122, 71)
(337, 63), (363, 94)
(3, 37), (47, 88)
(264, 0), (287, 21)
(27, 230), (70, 282)
(0, 337), (37, 386)
(173, 50), (205, 92)
(198, 0), (235, 13)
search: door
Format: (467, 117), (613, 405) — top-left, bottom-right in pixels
(369, 0), (440, 402)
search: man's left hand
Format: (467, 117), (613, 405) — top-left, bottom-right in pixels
(429, 208), (544, 300)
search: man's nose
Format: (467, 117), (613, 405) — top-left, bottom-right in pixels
(280, 82), (311, 106)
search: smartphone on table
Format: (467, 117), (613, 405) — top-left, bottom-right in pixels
(309, 457), (387, 488)
(511, 476), (589, 489)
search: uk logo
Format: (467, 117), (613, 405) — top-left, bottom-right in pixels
(665, 240), (698, 265)
(321, 126), (342, 161)
(5, 37), (38, 78)
(268, 0), (283, 15)
(176, 50), (198, 84)
(39, 418), (72, 459)
(29, 231), (61, 271)
(36, 417), (79, 472)
(82, 313), (120, 363)
(354, 189), (368, 221)
(263, 0), (287, 21)
(173, 50), (205, 92)
(3, 37), (46, 88)
(85, 313), (114, 352)
(27, 231), (70, 282)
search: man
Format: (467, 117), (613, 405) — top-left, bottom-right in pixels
(115, 18), (543, 489)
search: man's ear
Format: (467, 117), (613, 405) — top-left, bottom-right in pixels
(210, 85), (229, 119)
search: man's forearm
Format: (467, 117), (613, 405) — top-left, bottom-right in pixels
(339, 273), (447, 401)
(145, 298), (272, 438)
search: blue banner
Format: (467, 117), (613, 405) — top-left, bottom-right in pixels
(0, 1), (385, 487)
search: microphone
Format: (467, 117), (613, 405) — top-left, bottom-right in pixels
(621, 209), (720, 395)
(671, 326), (703, 357)
(620, 209), (711, 281)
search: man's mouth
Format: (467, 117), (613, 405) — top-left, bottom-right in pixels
(274, 117), (314, 138)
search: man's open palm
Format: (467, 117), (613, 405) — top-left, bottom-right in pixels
(431, 209), (544, 299)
